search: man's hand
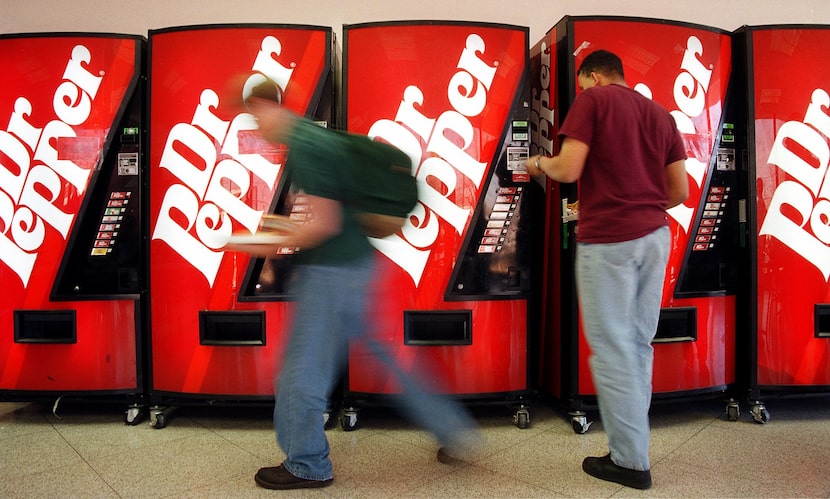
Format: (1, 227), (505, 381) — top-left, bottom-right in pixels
(524, 138), (589, 185)
(525, 155), (548, 187)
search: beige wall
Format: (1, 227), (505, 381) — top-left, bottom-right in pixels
(1, 0), (829, 45)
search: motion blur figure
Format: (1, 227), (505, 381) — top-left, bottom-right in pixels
(228, 82), (481, 490)
(526, 50), (688, 490)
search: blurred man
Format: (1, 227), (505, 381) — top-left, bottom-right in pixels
(526, 49), (688, 490)
(229, 84), (480, 490)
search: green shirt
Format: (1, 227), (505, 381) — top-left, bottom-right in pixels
(285, 118), (374, 265)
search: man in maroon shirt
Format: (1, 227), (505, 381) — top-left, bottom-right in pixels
(527, 49), (688, 490)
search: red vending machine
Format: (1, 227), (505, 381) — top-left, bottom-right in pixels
(147, 24), (333, 427)
(531, 16), (742, 432)
(734, 25), (830, 423)
(340, 21), (539, 429)
(0, 33), (147, 420)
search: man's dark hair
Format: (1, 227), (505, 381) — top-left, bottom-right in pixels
(577, 49), (624, 79)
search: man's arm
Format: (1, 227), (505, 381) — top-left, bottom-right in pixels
(283, 194), (343, 248)
(225, 194), (342, 258)
(665, 159), (689, 209)
(526, 136), (590, 184)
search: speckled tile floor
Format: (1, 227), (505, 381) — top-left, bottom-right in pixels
(1, 395), (829, 498)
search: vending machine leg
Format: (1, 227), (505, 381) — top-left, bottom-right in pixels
(569, 410), (593, 434)
(748, 400), (770, 424)
(339, 406), (359, 432)
(513, 404), (531, 429)
(124, 403), (148, 426)
(323, 399), (338, 430)
(725, 398), (741, 421)
(149, 405), (177, 429)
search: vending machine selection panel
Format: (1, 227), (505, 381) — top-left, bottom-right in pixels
(52, 108), (144, 298)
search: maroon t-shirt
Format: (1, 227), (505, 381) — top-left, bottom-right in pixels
(559, 84), (687, 243)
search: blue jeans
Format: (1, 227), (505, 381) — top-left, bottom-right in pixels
(275, 254), (477, 481)
(576, 226), (669, 472)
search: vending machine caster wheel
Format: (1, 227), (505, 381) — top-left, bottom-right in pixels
(149, 406), (172, 429)
(749, 402), (769, 424)
(124, 404), (146, 426)
(570, 412), (592, 434)
(153, 413), (167, 429)
(725, 399), (740, 421)
(513, 407), (531, 429)
(340, 409), (358, 431)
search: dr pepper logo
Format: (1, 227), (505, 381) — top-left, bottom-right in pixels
(1, 45), (103, 286)
(760, 88), (830, 281)
(151, 36), (293, 286)
(367, 33), (499, 287)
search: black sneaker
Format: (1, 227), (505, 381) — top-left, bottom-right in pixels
(255, 463), (333, 490)
(582, 454), (652, 490)
(437, 447), (468, 465)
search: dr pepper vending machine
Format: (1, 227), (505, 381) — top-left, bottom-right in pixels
(531, 16), (742, 433)
(147, 24), (333, 428)
(0, 33), (147, 420)
(340, 21), (540, 429)
(734, 25), (830, 423)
